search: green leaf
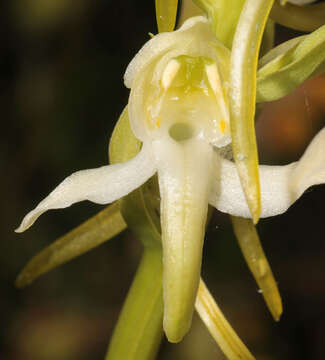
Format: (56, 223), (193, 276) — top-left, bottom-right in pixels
(229, 0), (275, 224)
(16, 202), (126, 287)
(105, 248), (164, 360)
(257, 24), (325, 102)
(155, 0), (179, 33)
(270, 1), (325, 32)
(258, 35), (305, 69)
(193, 0), (245, 48)
(231, 216), (282, 322)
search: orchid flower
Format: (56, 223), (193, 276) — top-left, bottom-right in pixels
(16, 16), (325, 343)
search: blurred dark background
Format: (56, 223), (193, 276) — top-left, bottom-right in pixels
(1, 1), (325, 359)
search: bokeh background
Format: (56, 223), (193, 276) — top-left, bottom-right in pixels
(1, 1), (325, 359)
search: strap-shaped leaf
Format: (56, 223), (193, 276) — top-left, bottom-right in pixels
(229, 0), (274, 224)
(257, 24), (325, 102)
(155, 0), (179, 33)
(231, 216), (282, 321)
(105, 248), (164, 360)
(195, 279), (255, 360)
(270, 1), (325, 32)
(16, 202), (126, 287)
(258, 35), (305, 69)
(193, 0), (245, 48)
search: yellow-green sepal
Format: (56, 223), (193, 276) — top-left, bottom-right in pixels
(231, 216), (282, 322)
(196, 279), (256, 360)
(229, 0), (275, 224)
(155, 0), (179, 33)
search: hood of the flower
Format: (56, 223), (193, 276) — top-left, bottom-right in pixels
(124, 16), (231, 147)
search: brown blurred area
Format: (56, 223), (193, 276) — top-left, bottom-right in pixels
(257, 73), (325, 164)
(1, 1), (325, 359)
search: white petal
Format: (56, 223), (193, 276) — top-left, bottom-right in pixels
(16, 142), (156, 233)
(153, 137), (213, 342)
(209, 127), (325, 218)
(290, 127), (325, 199)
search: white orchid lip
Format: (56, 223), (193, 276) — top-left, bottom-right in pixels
(16, 15), (325, 344)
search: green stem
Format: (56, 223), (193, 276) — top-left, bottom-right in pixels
(105, 248), (164, 360)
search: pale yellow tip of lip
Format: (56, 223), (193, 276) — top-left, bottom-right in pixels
(163, 312), (192, 343)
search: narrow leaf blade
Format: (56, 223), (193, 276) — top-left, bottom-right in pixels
(16, 203), (126, 287)
(106, 249), (164, 360)
(257, 24), (325, 102)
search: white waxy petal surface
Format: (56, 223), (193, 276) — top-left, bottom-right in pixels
(125, 16), (230, 142)
(16, 142), (156, 233)
(125, 16), (210, 89)
(210, 127), (325, 218)
(153, 136), (213, 342)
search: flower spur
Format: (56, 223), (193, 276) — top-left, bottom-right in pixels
(16, 16), (325, 342)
